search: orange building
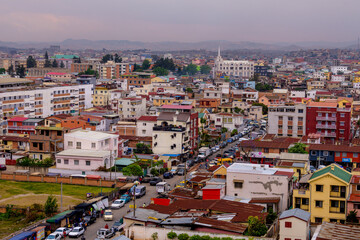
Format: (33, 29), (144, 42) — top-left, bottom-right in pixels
(61, 115), (105, 131)
(197, 98), (221, 108)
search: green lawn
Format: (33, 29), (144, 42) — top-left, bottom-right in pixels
(0, 216), (30, 239)
(0, 180), (113, 201)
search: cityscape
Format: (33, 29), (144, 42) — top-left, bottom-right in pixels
(1, 1), (360, 240)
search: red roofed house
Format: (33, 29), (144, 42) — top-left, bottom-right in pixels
(45, 72), (73, 81)
(136, 115), (157, 137)
(61, 115), (106, 131)
(7, 117), (43, 135)
(306, 102), (351, 143)
(347, 175), (360, 221)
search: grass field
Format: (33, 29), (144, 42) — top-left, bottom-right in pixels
(0, 217), (30, 239)
(0, 180), (113, 203)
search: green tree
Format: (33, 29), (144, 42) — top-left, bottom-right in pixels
(60, 61), (65, 68)
(73, 56), (81, 63)
(231, 129), (238, 136)
(114, 54), (122, 63)
(221, 127), (228, 134)
(0, 68), (5, 74)
(44, 195), (58, 216)
(78, 67), (99, 78)
(7, 65), (14, 76)
(250, 73), (260, 82)
(288, 143), (308, 154)
(45, 51), (49, 60)
(266, 207), (277, 224)
(101, 54), (112, 63)
(189, 235), (202, 240)
(178, 233), (189, 240)
(151, 232), (158, 240)
(122, 164), (143, 176)
(252, 102), (268, 115)
(153, 67), (169, 76)
(234, 107), (241, 114)
(200, 65), (211, 74)
(142, 59), (151, 70)
(185, 87), (193, 93)
(167, 231), (177, 239)
(134, 143), (153, 154)
(26, 56), (37, 68)
(52, 59), (58, 68)
(150, 168), (159, 176)
(255, 83), (273, 92)
(16, 65), (26, 78)
(153, 58), (175, 71)
(247, 216), (267, 237)
(185, 64), (198, 75)
(346, 210), (359, 223)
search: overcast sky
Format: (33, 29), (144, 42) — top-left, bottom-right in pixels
(1, 0), (359, 43)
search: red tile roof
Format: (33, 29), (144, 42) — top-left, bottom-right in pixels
(351, 175), (360, 184)
(46, 72), (68, 75)
(207, 165), (221, 172)
(8, 117), (28, 122)
(249, 197), (280, 204)
(138, 116), (158, 122)
(194, 217), (247, 234)
(162, 105), (193, 109)
(307, 102), (337, 108)
(274, 170), (294, 179)
(348, 194), (360, 202)
(189, 176), (210, 183)
(309, 144), (360, 153)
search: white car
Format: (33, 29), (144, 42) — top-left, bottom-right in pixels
(104, 209), (113, 221)
(46, 233), (62, 240)
(111, 199), (125, 209)
(54, 227), (71, 237)
(68, 227), (85, 238)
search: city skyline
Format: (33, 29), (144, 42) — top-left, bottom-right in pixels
(1, 0), (360, 43)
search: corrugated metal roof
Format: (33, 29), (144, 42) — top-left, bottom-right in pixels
(56, 149), (110, 158)
(279, 208), (310, 222)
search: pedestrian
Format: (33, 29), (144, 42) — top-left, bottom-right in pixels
(101, 209), (104, 217)
(105, 223), (109, 229)
(143, 203), (146, 207)
(81, 236), (85, 240)
(63, 230), (66, 238)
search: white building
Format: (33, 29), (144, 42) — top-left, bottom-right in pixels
(226, 163), (294, 212)
(111, 97), (147, 120)
(331, 75), (345, 82)
(279, 208), (311, 240)
(211, 113), (243, 131)
(136, 116), (157, 137)
(290, 91), (306, 99)
(214, 47), (254, 79)
(330, 66), (348, 74)
(268, 104), (306, 137)
(55, 130), (118, 170)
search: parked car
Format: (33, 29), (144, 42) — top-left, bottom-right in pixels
(135, 185), (146, 198)
(53, 227), (71, 237)
(68, 227), (85, 238)
(103, 209), (113, 221)
(177, 168), (185, 176)
(83, 215), (96, 225)
(120, 194), (131, 203)
(46, 233), (62, 240)
(163, 172), (173, 179)
(0, 164), (6, 171)
(112, 220), (125, 232)
(111, 199), (125, 209)
(149, 177), (162, 186)
(97, 228), (115, 239)
(141, 174), (154, 183)
(215, 145), (220, 151)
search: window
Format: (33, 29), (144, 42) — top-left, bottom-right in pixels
(288, 117), (293, 121)
(340, 113), (345, 118)
(86, 161), (91, 166)
(91, 143), (96, 148)
(298, 117), (303, 121)
(342, 152), (347, 157)
(315, 217), (323, 223)
(288, 126), (293, 130)
(336, 152), (340, 157)
(315, 201), (323, 208)
(68, 141), (73, 147)
(302, 198), (309, 205)
(64, 159), (69, 165)
(331, 185), (339, 192)
(143, 123), (146, 126)
(57, 159), (61, 164)
(316, 185), (323, 192)
(354, 153), (358, 158)
(331, 200), (339, 208)
(105, 139), (109, 145)
(340, 121), (345, 126)
(356, 185), (360, 191)
(285, 222), (292, 228)
(298, 109), (303, 113)
(74, 160), (79, 165)
(142, 130), (146, 134)
(76, 142), (81, 149)
(234, 180), (243, 188)
(323, 151), (329, 156)
(311, 150), (317, 156)
(33, 142), (38, 148)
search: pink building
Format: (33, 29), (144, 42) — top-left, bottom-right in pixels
(347, 174), (360, 221)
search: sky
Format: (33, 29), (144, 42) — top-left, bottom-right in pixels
(1, 0), (359, 43)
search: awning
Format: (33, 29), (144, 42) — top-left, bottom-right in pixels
(46, 210), (74, 224)
(120, 183), (135, 190)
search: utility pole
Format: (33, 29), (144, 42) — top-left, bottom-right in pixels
(60, 182), (63, 211)
(110, 150), (112, 181)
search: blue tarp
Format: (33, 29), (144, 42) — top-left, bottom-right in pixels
(162, 154), (180, 157)
(9, 231), (35, 240)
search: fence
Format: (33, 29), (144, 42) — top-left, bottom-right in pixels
(0, 172), (127, 188)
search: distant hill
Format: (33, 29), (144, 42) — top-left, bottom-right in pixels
(0, 39), (357, 51)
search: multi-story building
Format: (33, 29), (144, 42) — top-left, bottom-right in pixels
(293, 164), (351, 223)
(232, 88), (259, 103)
(119, 72), (154, 90)
(211, 113), (243, 131)
(306, 102), (351, 143)
(0, 83), (93, 120)
(214, 48), (254, 79)
(71, 63), (97, 73)
(268, 104), (306, 137)
(55, 130), (118, 170)
(111, 97), (146, 120)
(347, 175), (360, 222)
(226, 163), (294, 212)
(7, 117), (43, 135)
(93, 84), (116, 106)
(136, 116), (157, 137)
(96, 61), (133, 79)
(152, 105), (198, 157)
(61, 115), (106, 131)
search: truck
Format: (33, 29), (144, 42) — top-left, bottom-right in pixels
(198, 147), (211, 160)
(156, 182), (171, 194)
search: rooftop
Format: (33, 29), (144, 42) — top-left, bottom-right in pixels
(227, 163), (293, 176)
(0, 77), (33, 85)
(279, 208), (310, 222)
(307, 102), (337, 108)
(161, 105), (193, 110)
(65, 130), (117, 141)
(56, 149), (110, 158)
(137, 116), (158, 122)
(313, 222), (360, 240)
(310, 164), (352, 183)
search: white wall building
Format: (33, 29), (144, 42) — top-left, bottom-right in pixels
(268, 104), (306, 137)
(136, 116), (157, 137)
(290, 91), (306, 99)
(211, 113), (243, 131)
(330, 66), (348, 74)
(226, 163), (294, 212)
(279, 208), (311, 240)
(111, 97), (147, 120)
(331, 75), (345, 82)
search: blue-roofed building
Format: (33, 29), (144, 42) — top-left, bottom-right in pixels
(279, 208), (310, 240)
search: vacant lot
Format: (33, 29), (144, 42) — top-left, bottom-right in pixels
(0, 180), (113, 204)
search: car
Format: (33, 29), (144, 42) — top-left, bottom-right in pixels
(120, 194), (131, 203)
(163, 172), (173, 179)
(141, 174), (154, 183)
(0, 164), (6, 171)
(97, 228), (115, 239)
(149, 177), (162, 186)
(103, 209), (113, 221)
(211, 147), (217, 153)
(111, 199), (125, 209)
(177, 164), (186, 169)
(46, 233), (62, 240)
(53, 227), (71, 237)
(215, 145), (220, 151)
(177, 168), (185, 176)
(68, 227), (85, 238)
(83, 215), (96, 225)
(112, 220), (125, 232)
(186, 159), (194, 168)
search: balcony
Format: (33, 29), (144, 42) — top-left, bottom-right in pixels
(3, 99), (24, 104)
(298, 121), (303, 126)
(316, 124), (337, 129)
(293, 188), (310, 198)
(288, 121), (293, 126)
(329, 207), (345, 214)
(316, 116), (336, 121)
(8, 126), (36, 131)
(320, 132), (336, 137)
(153, 125), (186, 132)
(330, 191), (346, 198)
(54, 93), (71, 97)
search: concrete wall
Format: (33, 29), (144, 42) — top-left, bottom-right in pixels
(279, 217), (309, 240)
(126, 224), (275, 240)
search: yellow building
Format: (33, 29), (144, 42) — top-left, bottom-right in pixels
(293, 164), (352, 223)
(353, 71), (360, 83)
(151, 77), (167, 83)
(152, 96), (176, 106)
(93, 87), (111, 106)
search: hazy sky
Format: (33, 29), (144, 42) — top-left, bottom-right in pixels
(1, 0), (359, 43)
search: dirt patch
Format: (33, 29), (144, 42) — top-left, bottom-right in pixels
(0, 194), (83, 208)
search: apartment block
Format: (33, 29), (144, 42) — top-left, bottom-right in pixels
(268, 104), (306, 137)
(111, 97), (147, 120)
(96, 61), (133, 79)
